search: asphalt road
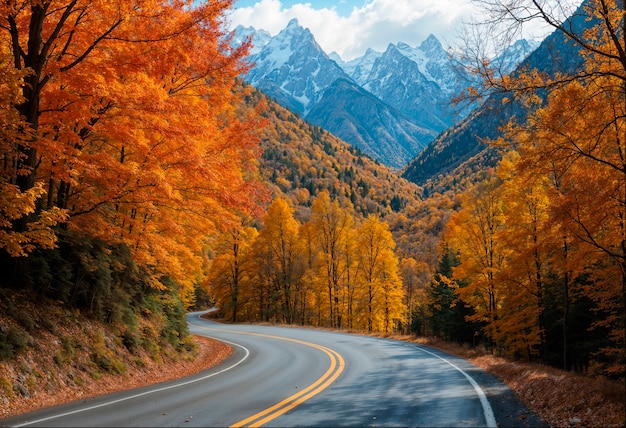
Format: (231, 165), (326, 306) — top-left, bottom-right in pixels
(1, 311), (546, 427)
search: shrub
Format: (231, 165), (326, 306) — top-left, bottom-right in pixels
(0, 377), (14, 399)
(0, 326), (29, 360)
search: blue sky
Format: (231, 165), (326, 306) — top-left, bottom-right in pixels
(227, 0), (573, 61)
(233, 0), (360, 17)
(227, 0), (476, 60)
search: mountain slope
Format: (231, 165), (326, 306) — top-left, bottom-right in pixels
(239, 84), (423, 220)
(306, 79), (436, 169)
(402, 14), (587, 188)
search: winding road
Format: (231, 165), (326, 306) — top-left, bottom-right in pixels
(1, 311), (546, 427)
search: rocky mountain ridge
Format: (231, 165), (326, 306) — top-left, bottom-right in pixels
(232, 20), (537, 169)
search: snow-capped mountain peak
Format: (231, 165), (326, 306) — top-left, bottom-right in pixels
(231, 25), (271, 56)
(234, 21), (537, 168)
(244, 19), (352, 117)
(419, 34), (444, 53)
(494, 39), (541, 75)
(340, 47), (383, 85)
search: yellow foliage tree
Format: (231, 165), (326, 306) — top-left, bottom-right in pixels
(310, 191), (353, 328)
(355, 215), (405, 333)
(445, 174), (510, 351)
(208, 225), (259, 322)
(253, 197), (305, 324)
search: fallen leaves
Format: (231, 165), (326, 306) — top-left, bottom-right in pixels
(414, 337), (625, 427)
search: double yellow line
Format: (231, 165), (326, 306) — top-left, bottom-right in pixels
(229, 331), (344, 427)
(196, 327), (344, 428)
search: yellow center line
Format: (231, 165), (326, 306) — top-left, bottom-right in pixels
(193, 325), (345, 428)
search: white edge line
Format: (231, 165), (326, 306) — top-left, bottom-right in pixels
(414, 345), (497, 428)
(13, 319), (249, 428)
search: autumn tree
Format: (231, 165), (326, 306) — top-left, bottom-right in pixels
(354, 215), (405, 333)
(399, 257), (430, 334)
(492, 152), (556, 358)
(208, 225), (258, 322)
(0, 1), (266, 300)
(342, 224), (359, 330)
(467, 0), (625, 375)
(298, 220), (321, 325)
(445, 174), (509, 352)
(252, 197), (305, 324)
(310, 191), (353, 328)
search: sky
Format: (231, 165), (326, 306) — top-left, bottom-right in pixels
(227, 0), (476, 61)
(226, 0), (579, 61)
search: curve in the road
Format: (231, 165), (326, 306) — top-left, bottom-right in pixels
(11, 337), (252, 428)
(190, 324), (345, 428)
(2, 312), (532, 427)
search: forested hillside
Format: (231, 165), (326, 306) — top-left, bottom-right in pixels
(0, 0), (263, 386)
(247, 87), (422, 221)
(0, 0), (623, 415)
(214, 0), (626, 382)
(407, 0), (625, 378)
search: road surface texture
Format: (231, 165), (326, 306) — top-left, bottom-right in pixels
(1, 311), (546, 427)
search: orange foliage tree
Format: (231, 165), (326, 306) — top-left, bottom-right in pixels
(445, 174), (510, 352)
(0, 1), (266, 299)
(493, 152), (555, 358)
(511, 75), (626, 373)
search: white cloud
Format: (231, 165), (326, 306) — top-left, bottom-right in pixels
(227, 0), (476, 60)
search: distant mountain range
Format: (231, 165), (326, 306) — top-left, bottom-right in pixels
(401, 9), (587, 188)
(232, 19), (538, 169)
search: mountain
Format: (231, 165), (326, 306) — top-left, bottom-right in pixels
(331, 35), (476, 159)
(361, 41), (456, 133)
(338, 48), (383, 86)
(233, 23), (457, 167)
(234, 20), (536, 169)
(307, 79), (436, 168)
(494, 39), (541, 76)
(402, 15), (586, 189)
(237, 20), (437, 168)
(242, 19), (352, 117)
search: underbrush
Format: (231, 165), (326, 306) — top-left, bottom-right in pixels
(0, 289), (198, 417)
